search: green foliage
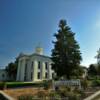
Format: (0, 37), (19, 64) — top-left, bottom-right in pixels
(89, 48), (100, 77)
(43, 80), (49, 90)
(73, 87), (85, 99)
(81, 79), (89, 90)
(49, 91), (61, 99)
(36, 91), (46, 99)
(0, 82), (43, 89)
(97, 64), (100, 75)
(5, 58), (18, 80)
(0, 82), (7, 90)
(68, 93), (80, 100)
(58, 87), (81, 100)
(71, 67), (84, 78)
(87, 75), (98, 80)
(92, 79), (100, 86)
(59, 88), (69, 97)
(88, 64), (97, 76)
(88, 63), (100, 78)
(18, 94), (34, 100)
(18, 87), (83, 100)
(43, 80), (52, 90)
(55, 86), (81, 99)
(51, 19), (82, 79)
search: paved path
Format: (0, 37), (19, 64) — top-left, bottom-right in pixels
(84, 90), (100, 100)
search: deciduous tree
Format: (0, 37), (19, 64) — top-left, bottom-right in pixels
(5, 58), (18, 80)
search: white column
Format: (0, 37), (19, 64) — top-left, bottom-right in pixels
(41, 62), (45, 80)
(16, 60), (20, 81)
(48, 63), (52, 79)
(33, 60), (38, 81)
(20, 59), (25, 81)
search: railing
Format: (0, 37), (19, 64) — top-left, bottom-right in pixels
(53, 79), (81, 89)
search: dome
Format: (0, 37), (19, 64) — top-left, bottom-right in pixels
(35, 46), (43, 55)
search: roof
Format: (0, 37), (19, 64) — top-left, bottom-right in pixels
(18, 53), (51, 60)
(30, 53), (51, 59)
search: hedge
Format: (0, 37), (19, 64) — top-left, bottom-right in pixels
(0, 82), (44, 89)
(0, 82), (5, 89)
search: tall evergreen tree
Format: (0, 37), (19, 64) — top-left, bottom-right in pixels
(51, 19), (82, 79)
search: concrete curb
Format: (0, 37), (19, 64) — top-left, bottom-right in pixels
(0, 91), (15, 100)
(84, 90), (100, 100)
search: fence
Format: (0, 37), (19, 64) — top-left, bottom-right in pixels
(53, 79), (81, 90)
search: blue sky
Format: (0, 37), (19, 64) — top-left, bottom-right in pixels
(0, 0), (100, 67)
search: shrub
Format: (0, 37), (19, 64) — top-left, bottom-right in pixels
(0, 82), (7, 90)
(66, 86), (71, 92)
(0, 82), (44, 89)
(43, 80), (52, 90)
(36, 91), (46, 98)
(59, 90), (80, 100)
(60, 89), (69, 97)
(49, 91), (61, 100)
(0, 82), (4, 89)
(18, 94), (34, 100)
(68, 93), (80, 100)
(81, 79), (89, 90)
(92, 79), (100, 86)
(6, 82), (43, 88)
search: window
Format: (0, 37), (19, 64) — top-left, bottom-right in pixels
(31, 72), (33, 80)
(2, 74), (5, 78)
(52, 73), (55, 78)
(25, 63), (27, 74)
(31, 61), (34, 69)
(24, 63), (27, 81)
(45, 72), (48, 78)
(45, 62), (48, 70)
(38, 61), (41, 69)
(38, 72), (40, 79)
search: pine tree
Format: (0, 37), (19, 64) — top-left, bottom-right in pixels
(51, 19), (82, 79)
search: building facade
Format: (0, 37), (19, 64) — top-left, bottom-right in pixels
(16, 47), (54, 82)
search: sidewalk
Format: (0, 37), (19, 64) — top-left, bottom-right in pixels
(84, 90), (100, 100)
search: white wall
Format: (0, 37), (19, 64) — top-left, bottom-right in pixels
(16, 54), (54, 82)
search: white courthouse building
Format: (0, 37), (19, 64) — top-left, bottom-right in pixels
(16, 47), (54, 82)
